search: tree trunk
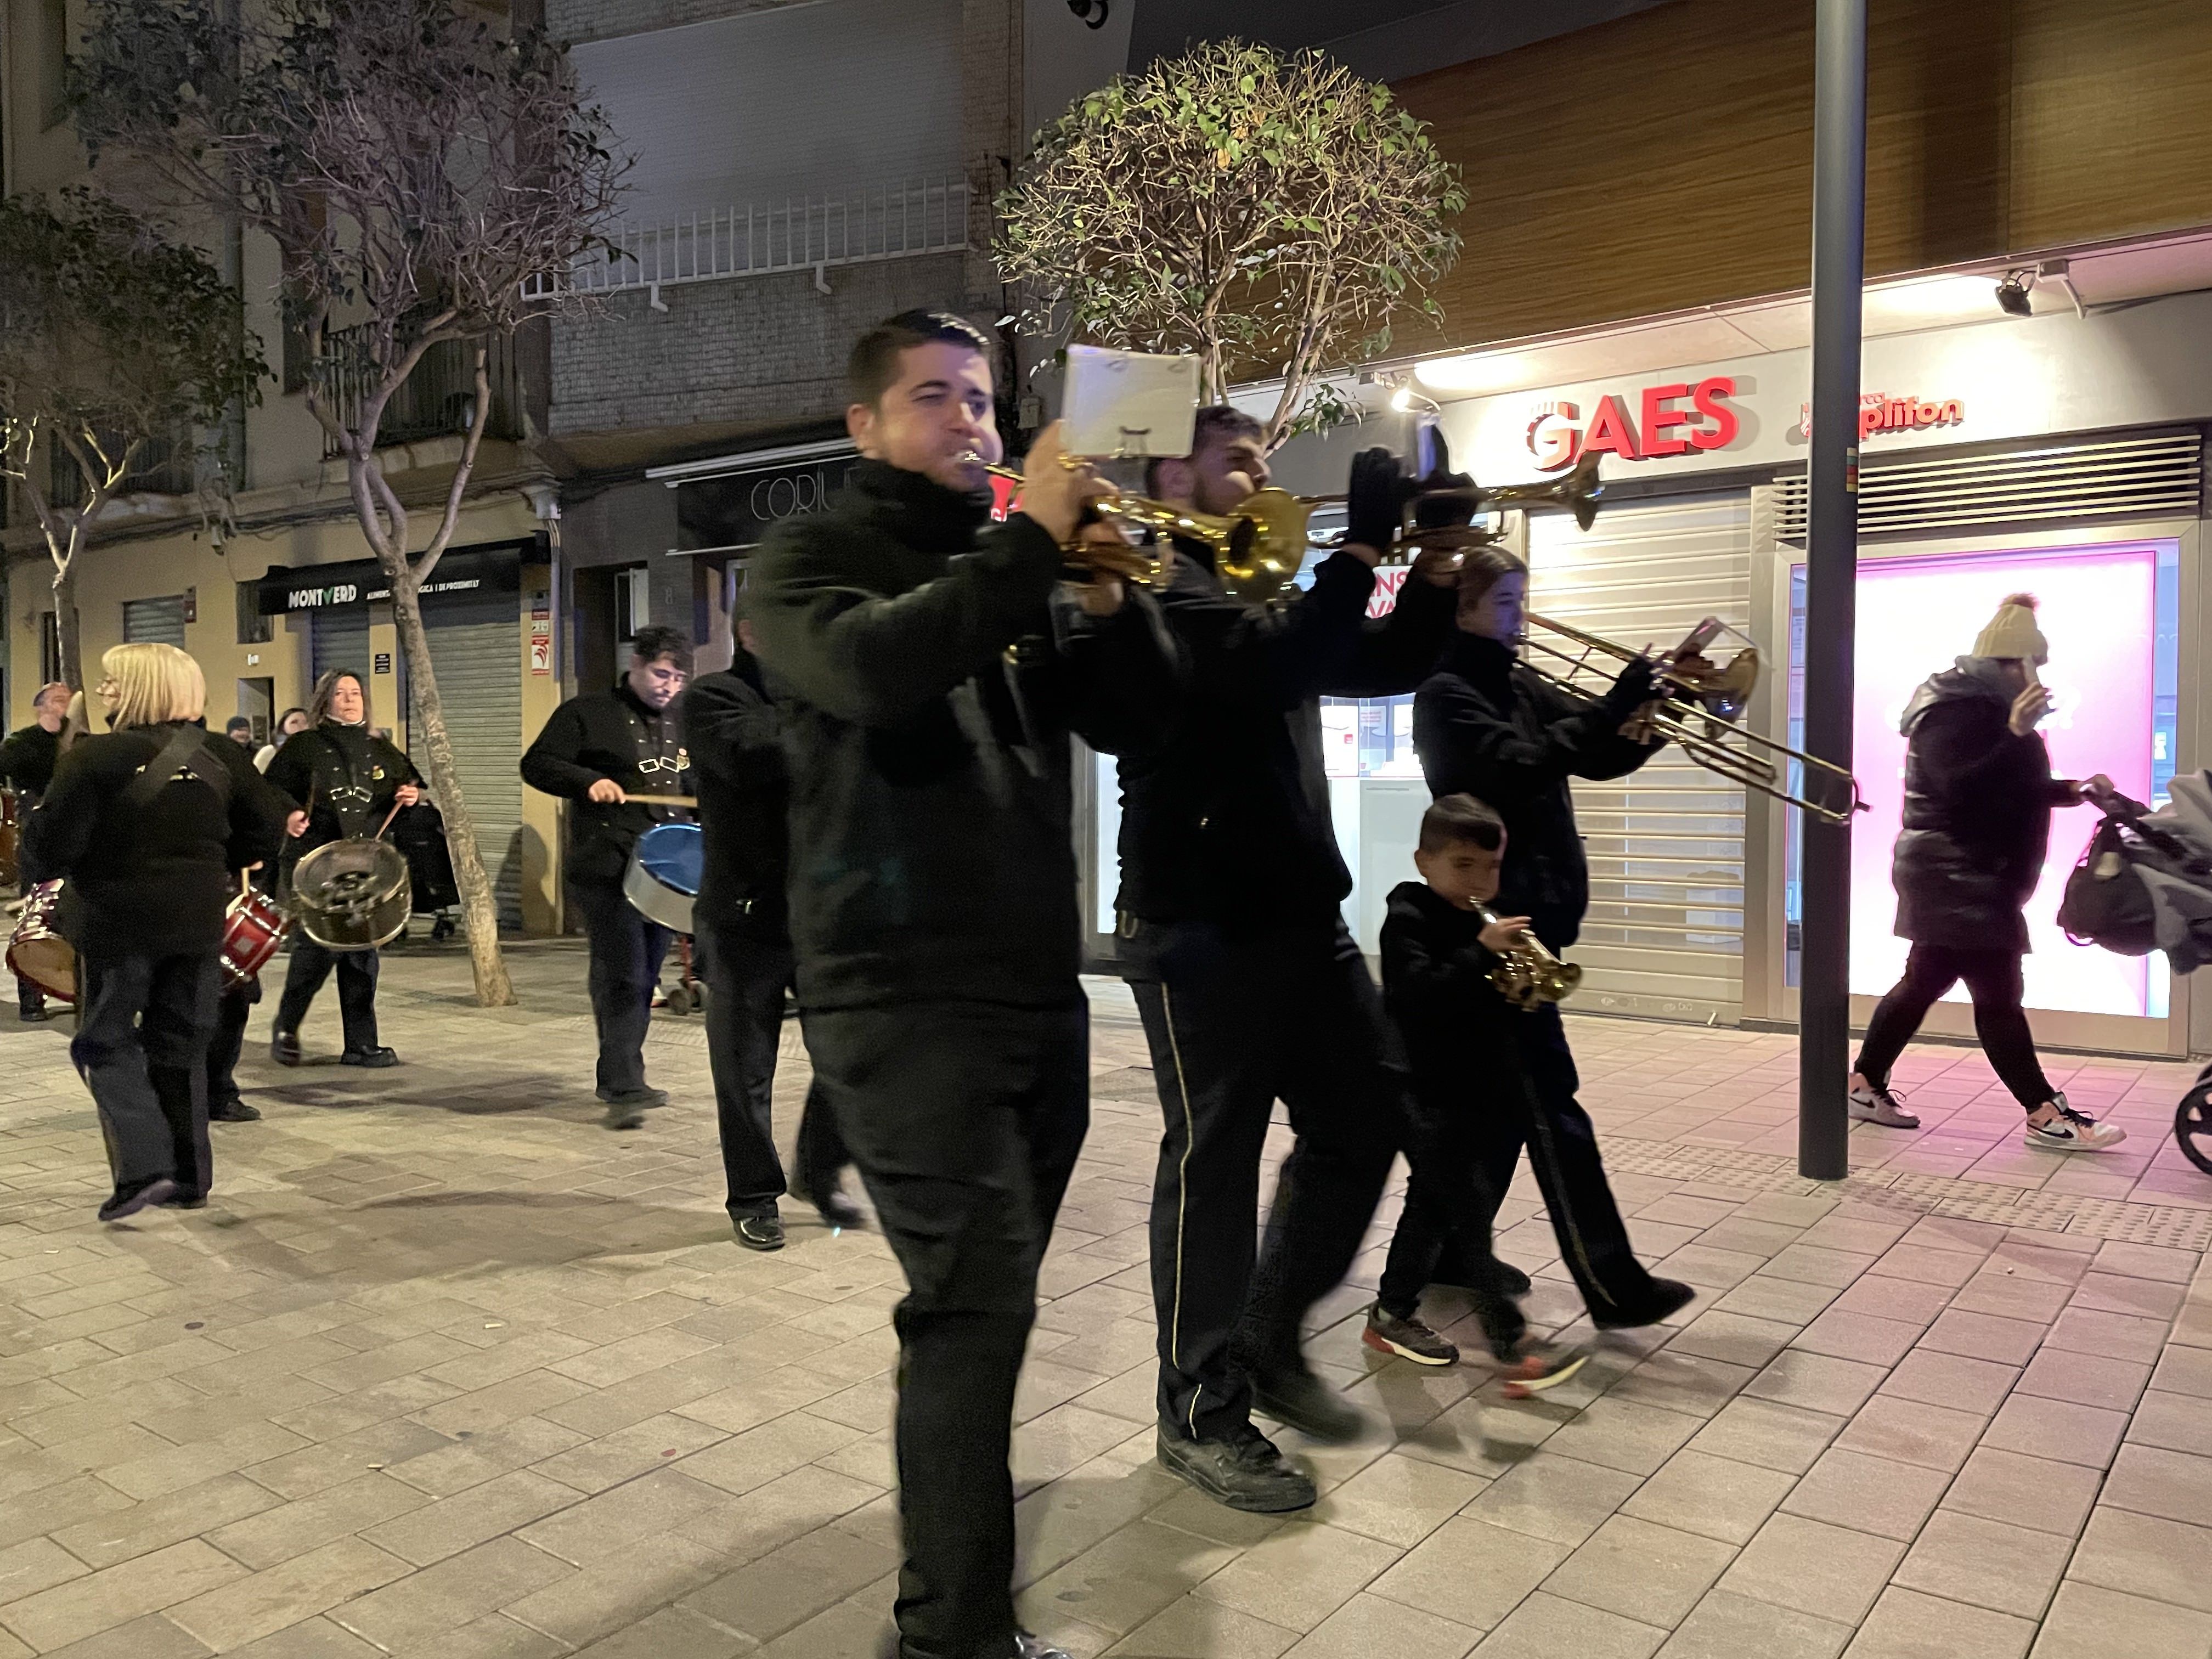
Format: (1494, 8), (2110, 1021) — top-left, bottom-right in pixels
(386, 563), (516, 1007)
(50, 556), (82, 692)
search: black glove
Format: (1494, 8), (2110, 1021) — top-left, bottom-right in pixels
(1408, 429), (1476, 532)
(1599, 654), (1660, 720)
(1345, 448), (1406, 554)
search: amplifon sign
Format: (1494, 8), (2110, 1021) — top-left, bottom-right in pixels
(1526, 377), (1742, 471)
(1798, 392), (1967, 441)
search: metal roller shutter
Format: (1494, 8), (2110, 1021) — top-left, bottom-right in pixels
(423, 588), (524, 930)
(1528, 495), (1752, 1024)
(122, 596), (188, 647)
(311, 607), (370, 685)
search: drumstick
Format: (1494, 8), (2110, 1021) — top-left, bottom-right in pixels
(623, 794), (697, 808)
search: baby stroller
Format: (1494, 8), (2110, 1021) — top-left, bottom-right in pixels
(2056, 776), (2212, 1174)
(389, 802), (461, 943)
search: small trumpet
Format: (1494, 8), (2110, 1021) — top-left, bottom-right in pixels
(1302, 452), (1609, 556)
(1477, 906), (1583, 1008)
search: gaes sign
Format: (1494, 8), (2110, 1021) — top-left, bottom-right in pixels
(1527, 377), (1742, 472)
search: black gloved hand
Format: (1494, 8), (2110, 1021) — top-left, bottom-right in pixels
(1599, 654), (1660, 720)
(1345, 447), (1406, 554)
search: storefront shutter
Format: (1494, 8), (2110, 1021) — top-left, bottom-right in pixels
(121, 595), (188, 648)
(422, 588), (524, 930)
(309, 607), (370, 686)
(1529, 495), (1752, 1023)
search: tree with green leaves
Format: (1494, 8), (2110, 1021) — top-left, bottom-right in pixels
(74, 0), (625, 1008)
(995, 40), (1465, 452)
(0, 189), (266, 692)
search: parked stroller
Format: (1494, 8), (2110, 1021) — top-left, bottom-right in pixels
(389, 802), (461, 943)
(2056, 774), (2212, 1173)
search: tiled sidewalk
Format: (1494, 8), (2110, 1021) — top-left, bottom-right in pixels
(0, 940), (2207, 1658)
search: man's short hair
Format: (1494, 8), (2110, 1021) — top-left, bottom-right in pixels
(849, 309), (992, 408)
(1419, 793), (1504, 854)
(1145, 404), (1266, 495)
(631, 625), (693, 672)
(224, 715), (253, 734)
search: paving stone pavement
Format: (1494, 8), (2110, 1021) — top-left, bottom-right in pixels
(2, 937), (2210, 1658)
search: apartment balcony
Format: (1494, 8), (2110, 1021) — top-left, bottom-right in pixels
(319, 326), (526, 461)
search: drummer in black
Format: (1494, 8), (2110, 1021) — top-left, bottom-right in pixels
(3, 681), (72, 1021)
(522, 624), (693, 1130)
(264, 669), (421, 1067)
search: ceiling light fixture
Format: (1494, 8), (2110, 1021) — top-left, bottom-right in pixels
(1994, 269), (2036, 318)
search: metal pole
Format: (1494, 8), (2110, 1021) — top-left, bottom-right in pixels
(1799, 0), (1867, 1181)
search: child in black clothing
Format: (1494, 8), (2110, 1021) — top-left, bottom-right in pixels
(1367, 794), (1586, 1395)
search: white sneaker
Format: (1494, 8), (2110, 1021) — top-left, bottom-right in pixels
(1848, 1079), (1920, 1128)
(2023, 1095), (2127, 1153)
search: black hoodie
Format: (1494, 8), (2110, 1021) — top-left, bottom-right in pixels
(678, 652), (791, 939)
(747, 459), (1181, 1011)
(1114, 539), (1455, 930)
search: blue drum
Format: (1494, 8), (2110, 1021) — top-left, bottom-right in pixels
(622, 822), (702, 933)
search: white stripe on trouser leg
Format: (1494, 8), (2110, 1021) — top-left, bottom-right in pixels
(1160, 984), (1203, 1436)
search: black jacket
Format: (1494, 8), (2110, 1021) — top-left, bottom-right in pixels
(1892, 662), (2075, 951)
(24, 723), (287, 958)
(747, 459), (1181, 1012)
(521, 681), (692, 887)
(0, 722), (61, 800)
(1414, 632), (1662, 950)
(263, 722), (421, 859)
(1114, 541), (1455, 929)
(679, 654), (791, 939)
(1379, 879), (1522, 1091)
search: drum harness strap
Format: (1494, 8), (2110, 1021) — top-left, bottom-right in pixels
(123, 726), (232, 814)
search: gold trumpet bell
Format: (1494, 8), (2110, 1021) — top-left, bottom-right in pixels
(1218, 487), (1315, 603)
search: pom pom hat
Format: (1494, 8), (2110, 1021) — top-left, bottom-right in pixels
(1972, 592), (2048, 669)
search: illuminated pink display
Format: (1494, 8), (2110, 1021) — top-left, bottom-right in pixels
(1849, 545), (2158, 1017)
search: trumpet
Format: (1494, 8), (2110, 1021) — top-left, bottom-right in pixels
(1477, 906), (1583, 1008)
(1300, 452), (1609, 555)
(1517, 613), (1865, 824)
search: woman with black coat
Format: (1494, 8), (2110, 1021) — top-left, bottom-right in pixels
(24, 644), (288, 1220)
(262, 669), (421, 1067)
(1848, 595), (2123, 1150)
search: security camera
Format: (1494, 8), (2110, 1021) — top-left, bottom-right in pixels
(1066, 0), (1109, 27)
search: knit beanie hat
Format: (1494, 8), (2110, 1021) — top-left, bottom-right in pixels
(1972, 592), (2047, 663)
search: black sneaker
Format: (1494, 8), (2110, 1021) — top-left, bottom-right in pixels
(159, 1192), (209, 1211)
(270, 1030), (303, 1066)
(733, 1214), (786, 1252)
(1594, 1277), (1697, 1331)
(1499, 1344), (1592, 1399)
(1493, 1260), (1533, 1297)
(18, 1004), (47, 1023)
(1155, 1425), (1316, 1513)
(1015, 1632), (1073, 1659)
(98, 1178), (178, 1223)
(1362, 1304), (1459, 1366)
(596, 1085), (669, 1110)
(812, 1187), (865, 1231)
(340, 1047), (399, 1069)
(1249, 1358), (1367, 1444)
(208, 1098), (261, 1122)
(603, 1100), (648, 1131)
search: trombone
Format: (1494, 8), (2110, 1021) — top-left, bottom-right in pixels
(1518, 613), (1865, 825)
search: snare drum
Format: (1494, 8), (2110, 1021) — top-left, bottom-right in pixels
(221, 887), (288, 991)
(623, 822), (702, 933)
(291, 837), (413, 951)
(6, 879), (75, 1002)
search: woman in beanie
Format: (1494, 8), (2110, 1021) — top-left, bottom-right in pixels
(1847, 594), (2124, 1150)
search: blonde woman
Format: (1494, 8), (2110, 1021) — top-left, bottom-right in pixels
(22, 644), (288, 1221)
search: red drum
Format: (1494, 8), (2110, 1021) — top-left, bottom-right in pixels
(221, 887), (287, 992)
(6, 879), (75, 1003)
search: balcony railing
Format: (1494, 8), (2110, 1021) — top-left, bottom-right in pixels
(318, 326), (524, 460)
(523, 174), (971, 300)
(49, 428), (199, 507)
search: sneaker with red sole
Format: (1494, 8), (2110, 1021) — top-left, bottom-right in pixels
(1500, 1345), (1591, 1399)
(1363, 1304), (1459, 1366)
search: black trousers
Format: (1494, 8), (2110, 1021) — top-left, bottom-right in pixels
(1467, 1002), (1664, 1325)
(804, 998), (1088, 1659)
(206, 977), (259, 1111)
(74, 952), (219, 1201)
(695, 917), (848, 1218)
(15, 871), (43, 1015)
(1122, 916), (1403, 1444)
(1378, 1086), (1526, 1359)
(275, 938), (380, 1052)
(571, 880), (670, 1098)
(1855, 943), (2055, 1109)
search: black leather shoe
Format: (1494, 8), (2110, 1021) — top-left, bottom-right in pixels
(340, 1047), (399, 1068)
(99, 1178), (178, 1223)
(1494, 1260), (1533, 1297)
(1155, 1425), (1316, 1513)
(812, 1188), (865, 1231)
(1249, 1360), (1367, 1444)
(603, 1100), (648, 1131)
(1595, 1277), (1698, 1331)
(18, 1005), (47, 1023)
(208, 1098), (261, 1123)
(159, 1192), (208, 1210)
(596, 1086), (669, 1110)
(733, 1214), (786, 1251)
(270, 1030), (303, 1066)
(1015, 1633), (1074, 1659)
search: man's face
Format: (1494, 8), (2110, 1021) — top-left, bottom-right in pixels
(1414, 835), (1505, 910)
(848, 342), (1001, 493)
(1158, 431), (1269, 517)
(227, 723), (254, 747)
(628, 653), (687, 709)
(35, 685), (69, 726)
(329, 676), (366, 725)
(736, 618), (759, 656)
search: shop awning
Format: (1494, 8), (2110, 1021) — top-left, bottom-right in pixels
(256, 539), (539, 615)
